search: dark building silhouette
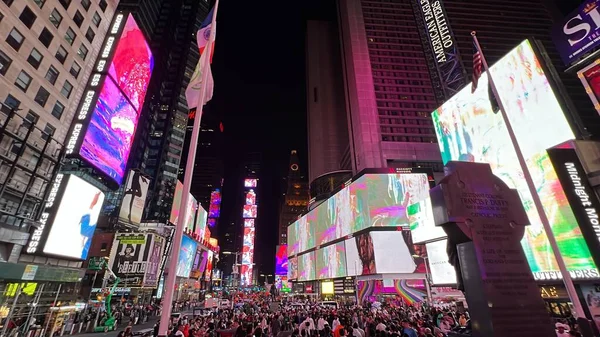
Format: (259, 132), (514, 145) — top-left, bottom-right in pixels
(278, 150), (310, 245)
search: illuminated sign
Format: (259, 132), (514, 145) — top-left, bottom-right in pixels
(64, 13), (125, 158)
(540, 285), (569, 299)
(418, 0), (453, 63)
(26, 174), (64, 254)
(551, 0), (600, 65)
(244, 179), (257, 188)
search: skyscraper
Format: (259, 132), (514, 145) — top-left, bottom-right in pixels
(278, 150), (309, 245)
(118, 0), (211, 222)
(337, 0), (443, 174)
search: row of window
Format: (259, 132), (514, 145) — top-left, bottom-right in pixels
(3, 0), (107, 13)
(4, 94), (57, 142)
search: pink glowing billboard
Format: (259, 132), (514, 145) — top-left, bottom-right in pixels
(244, 179), (257, 188)
(244, 219), (255, 227)
(243, 205), (257, 218)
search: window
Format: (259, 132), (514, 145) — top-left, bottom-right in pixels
(45, 66), (59, 84)
(4, 95), (20, 109)
(49, 9), (62, 28)
(99, 0), (107, 11)
(69, 62), (81, 78)
(55, 45), (68, 64)
(0, 50), (12, 76)
(15, 71), (32, 92)
(65, 27), (76, 45)
(34, 87), (50, 106)
(22, 111), (39, 128)
(41, 123), (55, 141)
(73, 11), (84, 27)
(2, 0), (14, 6)
(19, 6), (37, 28)
(77, 43), (88, 60)
(38, 27), (53, 47)
(51, 101), (64, 119)
(27, 48), (43, 69)
(92, 12), (101, 27)
(81, 0), (90, 11)
(58, 0), (71, 10)
(6, 28), (24, 51)
(0, 12), (3, 22)
(61, 80), (73, 98)
(100, 242), (108, 252)
(85, 28), (95, 43)
(33, 0), (45, 8)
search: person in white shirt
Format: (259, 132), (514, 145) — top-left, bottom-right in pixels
(352, 323), (364, 337)
(332, 318), (340, 331)
(317, 316), (327, 333)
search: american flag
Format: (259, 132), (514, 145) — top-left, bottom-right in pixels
(471, 40), (483, 93)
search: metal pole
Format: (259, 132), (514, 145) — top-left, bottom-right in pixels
(43, 284), (61, 337)
(158, 2), (219, 334)
(94, 271), (108, 329)
(472, 31), (586, 318)
(423, 257), (432, 304)
(87, 271), (98, 315)
(2, 283), (23, 337)
(23, 283), (45, 337)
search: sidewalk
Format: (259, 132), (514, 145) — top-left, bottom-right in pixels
(70, 316), (159, 337)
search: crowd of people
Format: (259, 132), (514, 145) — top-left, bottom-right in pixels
(141, 293), (582, 337)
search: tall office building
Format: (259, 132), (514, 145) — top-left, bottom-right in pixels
(337, 0), (442, 175)
(0, 0), (118, 253)
(278, 150), (309, 245)
(437, 0), (600, 137)
(116, 0), (211, 223)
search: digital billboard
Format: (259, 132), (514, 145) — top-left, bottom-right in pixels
(290, 172), (434, 255)
(577, 59), (600, 116)
(345, 231), (417, 276)
(275, 245), (288, 276)
(298, 251), (316, 281)
(207, 218), (216, 227)
(246, 190), (256, 205)
(107, 14), (154, 111)
(275, 275), (290, 293)
(425, 239), (456, 285)
(244, 219), (255, 228)
(204, 251), (214, 282)
(109, 233), (163, 287)
(169, 181), (183, 225)
(288, 256), (298, 280)
(195, 205), (208, 239)
(243, 205), (258, 218)
(431, 39), (597, 280)
(316, 242), (347, 279)
(244, 179), (257, 188)
(118, 170), (149, 226)
(176, 236), (197, 278)
(240, 264), (253, 286)
(43, 175), (105, 260)
(242, 227), (255, 265)
(186, 195), (198, 231)
(551, 0), (600, 66)
(209, 189), (221, 217)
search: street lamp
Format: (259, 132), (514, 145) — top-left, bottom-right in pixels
(413, 254), (432, 303)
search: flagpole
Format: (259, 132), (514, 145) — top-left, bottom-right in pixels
(157, 1), (219, 335)
(471, 31), (586, 318)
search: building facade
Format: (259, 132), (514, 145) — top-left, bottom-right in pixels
(278, 150), (309, 245)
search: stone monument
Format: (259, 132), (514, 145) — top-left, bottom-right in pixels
(429, 161), (555, 337)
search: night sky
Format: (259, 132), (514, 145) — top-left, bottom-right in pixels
(207, 0), (336, 276)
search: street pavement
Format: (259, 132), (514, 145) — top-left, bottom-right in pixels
(70, 311), (195, 337)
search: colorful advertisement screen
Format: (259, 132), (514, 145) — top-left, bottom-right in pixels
(244, 219), (255, 228)
(298, 214), (315, 252)
(143, 234), (164, 288)
(43, 175), (105, 260)
(287, 221), (299, 256)
(298, 251), (316, 281)
(204, 251), (214, 282)
(242, 205), (257, 218)
(246, 190), (256, 205)
(244, 179), (257, 188)
(195, 205), (208, 239)
(432, 39), (597, 280)
(79, 77), (140, 185)
(186, 195), (197, 231)
(207, 218), (216, 227)
(118, 170), (150, 226)
(275, 275), (290, 293)
(176, 236), (197, 278)
(577, 59), (600, 117)
(242, 227), (255, 265)
(316, 242), (347, 279)
(317, 185), (352, 245)
(345, 231), (417, 276)
(288, 256), (298, 280)
(275, 245), (288, 276)
(108, 14), (153, 111)
(208, 204), (220, 218)
(169, 181), (183, 225)
(109, 233), (161, 287)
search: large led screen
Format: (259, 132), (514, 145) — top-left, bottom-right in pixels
(275, 245), (288, 275)
(317, 185), (352, 245)
(287, 221), (299, 256)
(298, 214), (315, 252)
(176, 236), (197, 278)
(244, 219), (255, 228)
(204, 251), (214, 282)
(186, 195), (197, 232)
(79, 77), (140, 184)
(108, 14), (153, 111)
(242, 227), (255, 265)
(43, 175), (105, 260)
(345, 231), (416, 276)
(298, 251), (316, 281)
(316, 242), (347, 279)
(118, 170), (149, 226)
(244, 179), (257, 188)
(409, 196), (445, 244)
(426, 239), (456, 285)
(246, 190), (256, 205)
(195, 206), (208, 239)
(169, 181), (183, 225)
(288, 256), (298, 280)
(242, 205), (257, 218)
(431, 39), (597, 279)
(577, 59), (600, 116)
